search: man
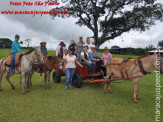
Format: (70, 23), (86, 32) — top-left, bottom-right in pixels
(40, 41), (48, 57)
(10, 34), (22, 76)
(89, 45), (103, 72)
(85, 37), (93, 53)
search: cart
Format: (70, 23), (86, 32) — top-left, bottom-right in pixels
(53, 65), (104, 88)
(53, 64), (142, 88)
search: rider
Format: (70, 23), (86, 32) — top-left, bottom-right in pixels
(40, 41), (48, 57)
(10, 34), (22, 76)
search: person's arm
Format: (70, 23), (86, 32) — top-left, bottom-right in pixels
(75, 59), (83, 67)
(56, 46), (59, 56)
(89, 52), (96, 61)
(13, 42), (22, 53)
(81, 52), (89, 62)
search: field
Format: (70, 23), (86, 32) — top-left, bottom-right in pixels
(0, 49), (162, 122)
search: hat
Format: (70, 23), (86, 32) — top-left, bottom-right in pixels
(91, 45), (96, 48)
(40, 41), (47, 45)
(104, 47), (108, 50)
(15, 34), (20, 38)
(83, 44), (88, 47)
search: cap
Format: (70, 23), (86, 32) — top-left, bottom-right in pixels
(40, 41), (47, 44)
(15, 34), (20, 38)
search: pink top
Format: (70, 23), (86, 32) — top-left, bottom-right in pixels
(64, 55), (77, 68)
(102, 52), (112, 65)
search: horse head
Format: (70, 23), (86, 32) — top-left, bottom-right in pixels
(34, 47), (45, 66)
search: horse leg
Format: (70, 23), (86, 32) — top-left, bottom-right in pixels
(133, 79), (138, 103)
(5, 72), (15, 89)
(25, 73), (30, 92)
(136, 81), (140, 100)
(44, 73), (47, 89)
(108, 82), (112, 94)
(29, 71), (34, 86)
(21, 72), (26, 94)
(0, 74), (3, 91)
(104, 83), (107, 94)
(47, 71), (51, 89)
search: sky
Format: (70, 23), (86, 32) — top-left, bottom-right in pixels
(0, 0), (163, 50)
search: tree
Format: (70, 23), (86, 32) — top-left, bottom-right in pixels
(51, 0), (163, 49)
(111, 45), (120, 49)
(0, 38), (12, 48)
(25, 39), (32, 47)
(158, 40), (163, 49)
(146, 44), (155, 51)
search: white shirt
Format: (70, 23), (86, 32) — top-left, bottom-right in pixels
(85, 43), (93, 53)
(81, 51), (89, 60)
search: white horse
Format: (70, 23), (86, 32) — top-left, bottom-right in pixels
(0, 48), (44, 94)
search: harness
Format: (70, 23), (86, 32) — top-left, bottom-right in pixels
(108, 58), (149, 78)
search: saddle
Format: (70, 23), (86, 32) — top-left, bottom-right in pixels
(5, 53), (22, 66)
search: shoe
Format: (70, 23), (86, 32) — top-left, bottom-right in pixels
(69, 86), (73, 89)
(64, 87), (68, 90)
(91, 72), (96, 75)
(10, 72), (14, 76)
(89, 72), (93, 76)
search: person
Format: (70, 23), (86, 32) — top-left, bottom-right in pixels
(68, 40), (77, 54)
(76, 37), (84, 61)
(80, 44), (96, 75)
(85, 37), (93, 53)
(63, 49), (68, 58)
(10, 34), (22, 76)
(101, 47), (112, 76)
(56, 41), (67, 58)
(74, 49), (78, 57)
(63, 48), (83, 89)
(40, 41), (48, 57)
(89, 45), (103, 73)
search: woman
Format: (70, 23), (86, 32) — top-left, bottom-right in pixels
(63, 48), (83, 89)
(81, 44), (96, 75)
(40, 41), (48, 57)
(68, 40), (77, 55)
(56, 41), (67, 58)
(101, 47), (112, 76)
(76, 37), (84, 61)
(89, 45), (103, 73)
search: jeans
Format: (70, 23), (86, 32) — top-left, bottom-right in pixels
(81, 61), (96, 73)
(10, 53), (16, 73)
(65, 68), (76, 87)
(77, 51), (82, 62)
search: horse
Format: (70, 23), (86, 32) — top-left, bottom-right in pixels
(27, 56), (63, 89)
(0, 48), (44, 94)
(104, 54), (159, 103)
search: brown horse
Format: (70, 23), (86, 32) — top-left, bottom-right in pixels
(27, 56), (63, 89)
(104, 54), (160, 103)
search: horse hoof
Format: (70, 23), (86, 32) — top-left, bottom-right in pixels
(134, 99), (138, 103)
(0, 88), (3, 92)
(26, 89), (30, 92)
(104, 91), (107, 94)
(137, 96), (141, 100)
(44, 86), (47, 89)
(22, 92), (26, 94)
(48, 86), (51, 89)
(12, 86), (15, 90)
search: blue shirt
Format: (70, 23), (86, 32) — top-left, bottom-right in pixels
(11, 40), (22, 54)
(89, 51), (100, 61)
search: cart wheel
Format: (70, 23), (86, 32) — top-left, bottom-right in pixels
(53, 71), (61, 83)
(72, 73), (82, 88)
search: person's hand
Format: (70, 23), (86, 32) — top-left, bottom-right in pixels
(80, 65), (83, 68)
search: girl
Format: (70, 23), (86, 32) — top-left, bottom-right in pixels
(63, 48), (83, 89)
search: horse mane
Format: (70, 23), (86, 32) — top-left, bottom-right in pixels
(138, 54), (151, 59)
(23, 49), (35, 55)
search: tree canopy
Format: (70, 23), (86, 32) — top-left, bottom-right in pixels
(51, 0), (163, 49)
(0, 38), (12, 48)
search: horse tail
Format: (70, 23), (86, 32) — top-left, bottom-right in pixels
(0, 58), (7, 74)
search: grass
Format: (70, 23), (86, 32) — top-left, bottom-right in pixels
(0, 49), (162, 122)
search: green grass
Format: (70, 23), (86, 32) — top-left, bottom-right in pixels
(0, 49), (162, 122)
